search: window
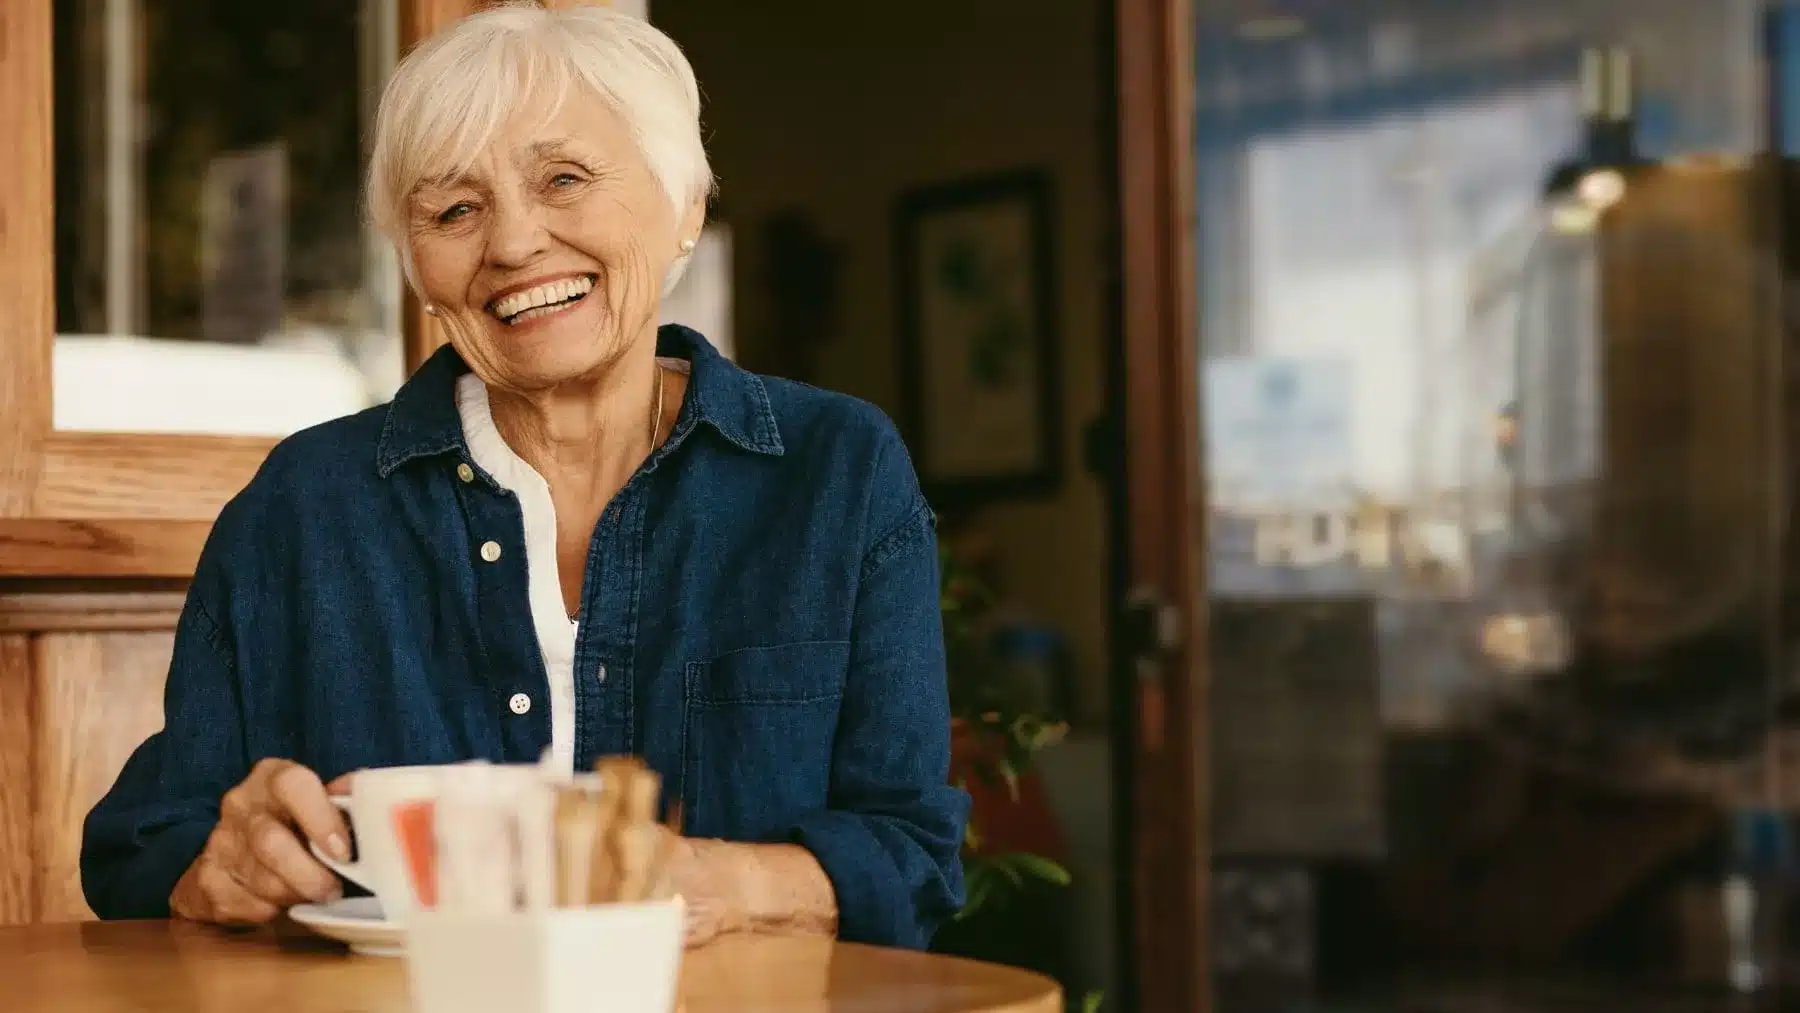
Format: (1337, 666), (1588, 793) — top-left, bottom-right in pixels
(52, 0), (402, 435)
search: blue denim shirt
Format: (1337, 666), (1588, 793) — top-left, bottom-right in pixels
(82, 326), (968, 948)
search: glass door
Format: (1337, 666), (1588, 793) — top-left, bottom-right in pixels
(1195, 0), (1795, 1006)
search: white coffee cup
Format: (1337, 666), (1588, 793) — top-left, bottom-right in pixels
(309, 765), (450, 924)
(311, 761), (587, 923)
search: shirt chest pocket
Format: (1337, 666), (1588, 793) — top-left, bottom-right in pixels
(682, 640), (849, 841)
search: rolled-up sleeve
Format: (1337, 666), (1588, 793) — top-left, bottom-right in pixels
(82, 565), (248, 919)
(789, 451), (970, 948)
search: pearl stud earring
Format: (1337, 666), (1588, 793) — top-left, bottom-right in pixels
(423, 304), (439, 316)
(679, 238), (697, 254)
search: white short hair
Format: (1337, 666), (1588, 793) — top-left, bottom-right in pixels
(366, 2), (713, 290)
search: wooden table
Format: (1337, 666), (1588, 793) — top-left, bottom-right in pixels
(0, 919), (1062, 1012)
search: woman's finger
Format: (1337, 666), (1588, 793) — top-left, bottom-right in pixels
(227, 842), (304, 909)
(267, 762), (351, 862)
(245, 811), (342, 904)
(197, 859), (281, 926)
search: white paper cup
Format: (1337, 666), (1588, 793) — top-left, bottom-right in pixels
(405, 900), (686, 1013)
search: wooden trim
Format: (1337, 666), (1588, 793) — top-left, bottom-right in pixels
(0, 432), (267, 578)
(0, 1), (54, 520)
(1117, 0), (1207, 1010)
(0, 521), (213, 579)
(33, 432), (274, 519)
(0, 589), (186, 633)
(400, 0), (486, 44)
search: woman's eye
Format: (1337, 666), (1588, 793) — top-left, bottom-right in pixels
(437, 202), (473, 224)
(550, 172), (581, 188)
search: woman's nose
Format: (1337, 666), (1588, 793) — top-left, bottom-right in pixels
(484, 201), (551, 267)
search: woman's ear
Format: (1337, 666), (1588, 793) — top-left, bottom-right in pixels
(677, 194), (707, 248)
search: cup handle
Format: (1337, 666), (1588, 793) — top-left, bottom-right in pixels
(309, 796), (376, 894)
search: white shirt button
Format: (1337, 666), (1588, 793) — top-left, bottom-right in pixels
(479, 540), (502, 563)
(596, 663), (607, 684)
(508, 692), (531, 715)
(457, 463), (475, 483)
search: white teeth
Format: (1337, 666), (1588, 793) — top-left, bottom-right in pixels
(510, 303), (567, 325)
(492, 276), (594, 321)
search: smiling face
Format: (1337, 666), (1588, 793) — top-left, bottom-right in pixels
(406, 94), (703, 393)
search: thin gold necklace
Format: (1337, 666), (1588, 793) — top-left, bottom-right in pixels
(573, 365), (666, 624)
(649, 362), (666, 448)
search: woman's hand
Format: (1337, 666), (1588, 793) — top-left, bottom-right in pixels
(655, 830), (839, 948)
(169, 759), (350, 925)
(657, 833), (735, 948)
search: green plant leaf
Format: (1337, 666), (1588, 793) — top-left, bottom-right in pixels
(1005, 853), (1071, 886)
(1081, 989), (1105, 1013)
(997, 755), (1021, 802)
(993, 857), (1024, 887)
(957, 864), (999, 921)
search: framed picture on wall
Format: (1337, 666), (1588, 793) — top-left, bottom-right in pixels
(894, 169), (1062, 505)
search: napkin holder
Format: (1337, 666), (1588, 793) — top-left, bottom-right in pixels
(405, 899), (684, 1013)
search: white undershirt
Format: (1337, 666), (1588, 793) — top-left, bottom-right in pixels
(454, 360), (688, 776)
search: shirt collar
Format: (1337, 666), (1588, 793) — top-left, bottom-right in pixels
(375, 324), (783, 477)
(660, 324), (785, 457)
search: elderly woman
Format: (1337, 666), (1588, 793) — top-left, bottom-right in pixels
(81, 3), (965, 950)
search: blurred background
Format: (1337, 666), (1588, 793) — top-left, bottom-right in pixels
(16, 0), (1800, 1010)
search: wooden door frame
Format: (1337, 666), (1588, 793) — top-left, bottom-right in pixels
(1113, 0), (1209, 1010)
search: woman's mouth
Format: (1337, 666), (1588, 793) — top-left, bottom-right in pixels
(487, 274), (597, 326)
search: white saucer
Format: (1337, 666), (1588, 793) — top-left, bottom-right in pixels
(289, 896), (405, 957)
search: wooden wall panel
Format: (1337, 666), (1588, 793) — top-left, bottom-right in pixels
(0, 592), (175, 926)
(0, 635), (35, 924)
(32, 631), (172, 923)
